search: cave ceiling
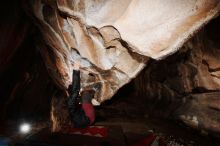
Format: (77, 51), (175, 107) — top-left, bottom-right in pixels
(23, 0), (220, 103)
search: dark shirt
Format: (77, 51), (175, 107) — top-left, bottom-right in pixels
(67, 70), (95, 128)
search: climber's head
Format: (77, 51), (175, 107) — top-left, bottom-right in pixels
(81, 89), (95, 103)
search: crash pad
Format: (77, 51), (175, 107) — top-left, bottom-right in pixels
(15, 126), (126, 146)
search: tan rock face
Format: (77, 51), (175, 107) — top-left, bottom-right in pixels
(0, 0), (220, 136)
(134, 28), (220, 136)
(26, 0), (148, 103)
(25, 0), (220, 103)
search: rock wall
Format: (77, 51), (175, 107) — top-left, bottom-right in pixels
(0, 1), (55, 121)
(20, 0), (220, 132)
(0, 0), (220, 134)
(134, 22), (220, 136)
(24, 0), (220, 103)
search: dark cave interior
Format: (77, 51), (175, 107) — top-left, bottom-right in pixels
(1, 1), (220, 146)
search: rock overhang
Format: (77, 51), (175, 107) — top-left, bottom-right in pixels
(25, 0), (220, 103)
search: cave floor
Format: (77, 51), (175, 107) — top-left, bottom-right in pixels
(1, 114), (220, 146)
(1, 117), (219, 146)
(95, 116), (218, 146)
(94, 93), (220, 146)
(1, 93), (220, 146)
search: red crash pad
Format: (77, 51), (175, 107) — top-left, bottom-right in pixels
(131, 134), (166, 146)
(63, 126), (108, 137)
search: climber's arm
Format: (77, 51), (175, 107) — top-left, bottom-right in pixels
(70, 70), (80, 99)
(67, 60), (81, 114)
(67, 69), (80, 114)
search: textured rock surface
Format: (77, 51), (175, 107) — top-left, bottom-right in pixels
(1, 0), (220, 136)
(0, 1), (56, 121)
(134, 24), (220, 136)
(24, 0), (220, 103)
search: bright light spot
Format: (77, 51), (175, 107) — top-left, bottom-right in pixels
(19, 123), (31, 134)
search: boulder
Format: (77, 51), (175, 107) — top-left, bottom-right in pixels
(24, 0), (220, 103)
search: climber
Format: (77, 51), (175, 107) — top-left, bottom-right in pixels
(66, 60), (96, 128)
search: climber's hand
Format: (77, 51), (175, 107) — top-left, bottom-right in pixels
(73, 60), (80, 70)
